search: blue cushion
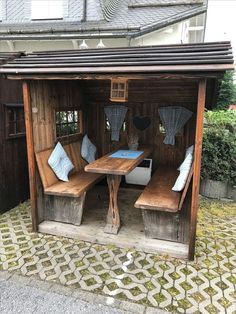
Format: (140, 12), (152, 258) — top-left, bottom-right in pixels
(81, 134), (96, 163)
(48, 142), (74, 182)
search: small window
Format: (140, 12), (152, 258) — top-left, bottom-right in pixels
(56, 110), (83, 138)
(31, 0), (63, 20)
(110, 79), (128, 102)
(159, 122), (184, 136)
(159, 123), (166, 134)
(105, 117), (126, 132)
(6, 106), (25, 138)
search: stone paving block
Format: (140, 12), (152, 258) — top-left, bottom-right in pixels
(0, 199), (235, 314)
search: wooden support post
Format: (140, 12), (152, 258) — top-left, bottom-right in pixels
(188, 78), (206, 260)
(104, 174), (122, 234)
(23, 81), (38, 232)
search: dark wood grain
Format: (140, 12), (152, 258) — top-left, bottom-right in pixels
(85, 147), (153, 175)
(135, 167), (181, 212)
(104, 174), (122, 234)
(0, 77), (29, 214)
(44, 171), (104, 197)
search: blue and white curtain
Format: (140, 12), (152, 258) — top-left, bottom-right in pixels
(158, 106), (193, 145)
(104, 105), (128, 141)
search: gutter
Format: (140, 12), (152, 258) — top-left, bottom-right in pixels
(131, 5), (207, 38)
(0, 5), (207, 41)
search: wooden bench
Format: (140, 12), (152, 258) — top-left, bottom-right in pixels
(35, 141), (104, 226)
(135, 165), (193, 240)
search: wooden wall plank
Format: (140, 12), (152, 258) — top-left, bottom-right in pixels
(85, 79), (198, 169)
(0, 77), (29, 214)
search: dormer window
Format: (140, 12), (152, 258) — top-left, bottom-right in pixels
(31, 0), (63, 20)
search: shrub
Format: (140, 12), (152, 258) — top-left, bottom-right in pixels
(216, 71), (236, 110)
(201, 110), (236, 185)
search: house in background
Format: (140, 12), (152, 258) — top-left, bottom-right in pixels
(0, 0), (207, 52)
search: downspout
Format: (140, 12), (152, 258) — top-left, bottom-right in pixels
(81, 0), (87, 22)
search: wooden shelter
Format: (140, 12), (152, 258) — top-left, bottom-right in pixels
(0, 52), (29, 213)
(0, 42), (233, 260)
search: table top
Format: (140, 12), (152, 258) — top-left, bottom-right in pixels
(85, 146), (153, 175)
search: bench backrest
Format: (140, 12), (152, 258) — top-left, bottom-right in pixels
(35, 141), (87, 190)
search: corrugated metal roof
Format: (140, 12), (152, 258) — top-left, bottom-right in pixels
(0, 42), (234, 76)
(0, 52), (24, 65)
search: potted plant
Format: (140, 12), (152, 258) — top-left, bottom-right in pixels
(200, 110), (236, 199)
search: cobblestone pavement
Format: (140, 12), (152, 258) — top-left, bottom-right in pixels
(0, 199), (235, 314)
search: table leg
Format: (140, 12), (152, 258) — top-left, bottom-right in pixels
(104, 174), (122, 234)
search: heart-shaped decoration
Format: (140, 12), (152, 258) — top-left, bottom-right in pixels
(133, 116), (151, 131)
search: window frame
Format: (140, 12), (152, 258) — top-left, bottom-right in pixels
(55, 109), (83, 140)
(5, 104), (26, 139)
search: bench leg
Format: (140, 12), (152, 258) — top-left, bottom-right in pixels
(104, 174), (121, 235)
(73, 192), (86, 226)
(44, 193), (86, 226)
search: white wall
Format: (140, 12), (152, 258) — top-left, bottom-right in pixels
(0, 16), (204, 52)
(205, 0), (236, 60)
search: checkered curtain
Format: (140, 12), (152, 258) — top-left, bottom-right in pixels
(158, 106), (193, 145)
(104, 105), (128, 141)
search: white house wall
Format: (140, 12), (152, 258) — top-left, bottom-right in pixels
(0, 19), (202, 53)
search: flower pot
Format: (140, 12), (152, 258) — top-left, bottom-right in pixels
(200, 179), (228, 199)
(128, 143), (139, 150)
(227, 184), (236, 201)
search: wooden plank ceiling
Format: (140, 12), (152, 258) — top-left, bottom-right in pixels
(0, 42), (234, 75)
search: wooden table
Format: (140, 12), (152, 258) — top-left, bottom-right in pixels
(85, 147), (152, 234)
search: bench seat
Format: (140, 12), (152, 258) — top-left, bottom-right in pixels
(35, 140), (104, 225)
(135, 167), (181, 212)
(45, 170), (103, 197)
(135, 164), (194, 240)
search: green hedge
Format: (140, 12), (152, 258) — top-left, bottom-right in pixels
(201, 110), (236, 185)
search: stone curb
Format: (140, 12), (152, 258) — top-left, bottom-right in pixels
(0, 270), (167, 314)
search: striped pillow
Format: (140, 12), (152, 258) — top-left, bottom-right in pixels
(48, 142), (74, 182)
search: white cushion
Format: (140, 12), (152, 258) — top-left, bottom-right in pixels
(178, 152), (193, 172)
(81, 134), (96, 163)
(177, 145), (194, 171)
(185, 145), (194, 157)
(172, 169), (189, 192)
(48, 142), (74, 182)
(173, 153), (193, 191)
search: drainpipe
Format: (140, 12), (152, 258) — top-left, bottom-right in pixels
(81, 0), (87, 22)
